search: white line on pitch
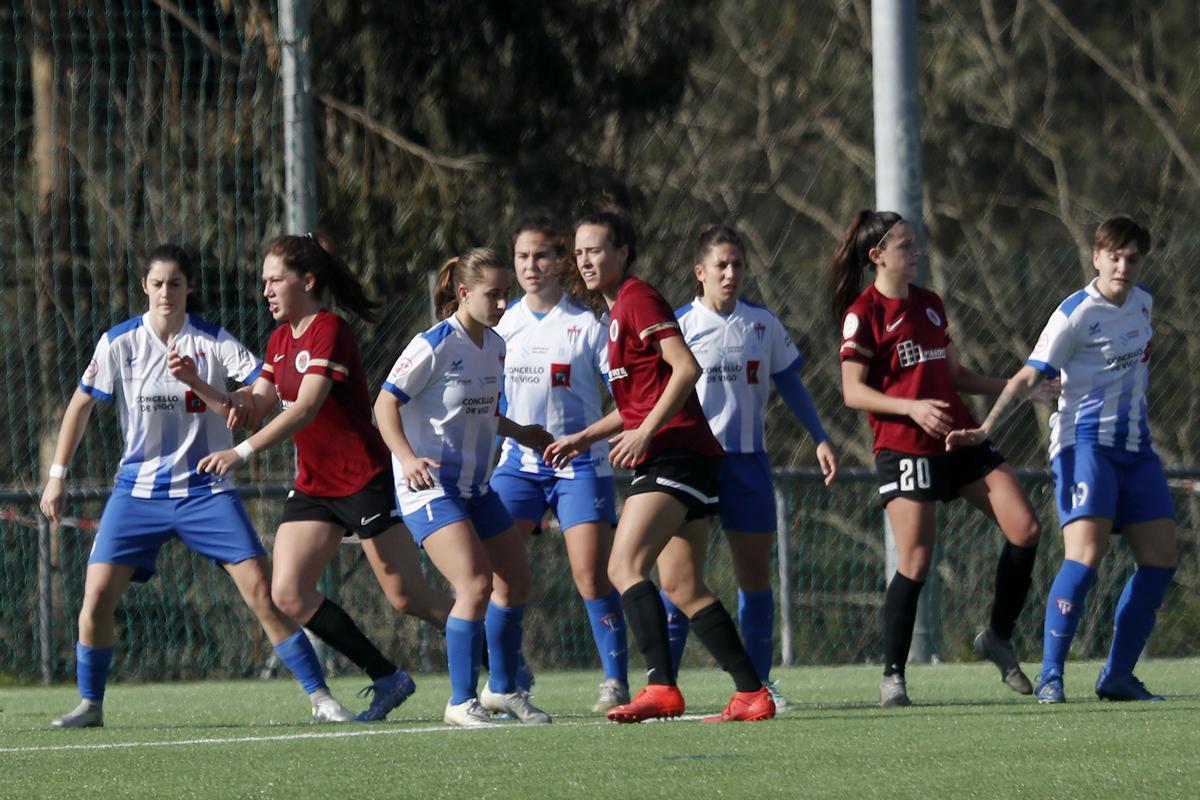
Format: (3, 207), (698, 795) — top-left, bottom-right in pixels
(0, 714), (709, 754)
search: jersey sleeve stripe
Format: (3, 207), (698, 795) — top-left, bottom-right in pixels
(244, 362), (263, 385)
(79, 382), (113, 402)
(308, 358), (349, 375)
(638, 321), (679, 339)
(381, 381), (411, 403)
(840, 341), (874, 357)
(1025, 358), (1059, 377)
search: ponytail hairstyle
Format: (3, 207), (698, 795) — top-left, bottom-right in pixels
(693, 224), (744, 297)
(145, 243), (201, 312)
(433, 247), (506, 320)
(1093, 215), (1151, 255)
(567, 210), (639, 318)
(264, 231), (380, 324)
(829, 210), (904, 322)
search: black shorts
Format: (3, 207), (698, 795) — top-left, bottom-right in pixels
(280, 470), (400, 540)
(627, 449), (720, 521)
(875, 442), (1005, 506)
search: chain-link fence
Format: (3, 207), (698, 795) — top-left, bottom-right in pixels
(3, 470), (1199, 682)
(2, 3), (1198, 682)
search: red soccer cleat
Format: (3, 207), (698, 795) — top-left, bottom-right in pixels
(605, 684), (686, 723)
(701, 686), (776, 723)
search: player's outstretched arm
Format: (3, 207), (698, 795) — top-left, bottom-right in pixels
(544, 408), (623, 469)
(946, 364), (1045, 450)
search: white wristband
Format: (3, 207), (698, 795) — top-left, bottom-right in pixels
(234, 441), (256, 461)
(49, 464), (69, 480)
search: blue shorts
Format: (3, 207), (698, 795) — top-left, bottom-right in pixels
(90, 488), (266, 583)
(717, 452), (777, 532)
(489, 470), (617, 531)
(402, 491), (514, 545)
(1051, 444), (1174, 529)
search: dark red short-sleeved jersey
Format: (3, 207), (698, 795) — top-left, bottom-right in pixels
(839, 284), (977, 455)
(607, 277), (723, 463)
(261, 310), (390, 496)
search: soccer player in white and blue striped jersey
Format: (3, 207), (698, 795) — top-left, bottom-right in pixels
(490, 217), (629, 713)
(659, 225), (837, 710)
(39, 245), (352, 727)
(374, 248), (553, 727)
(949, 216), (1176, 703)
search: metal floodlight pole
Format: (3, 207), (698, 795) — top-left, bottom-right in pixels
(280, 0), (317, 234)
(872, 0), (940, 664)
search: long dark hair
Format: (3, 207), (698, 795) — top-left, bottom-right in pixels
(829, 210), (903, 322)
(568, 210), (638, 318)
(694, 224), (744, 297)
(433, 248), (506, 320)
(145, 243), (201, 312)
(264, 232), (380, 323)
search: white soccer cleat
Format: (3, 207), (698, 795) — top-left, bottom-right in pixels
(879, 674), (912, 708)
(51, 700), (103, 729)
(444, 697), (496, 728)
(311, 695), (356, 723)
(480, 684), (551, 724)
(591, 678), (631, 713)
(764, 680), (791, 712)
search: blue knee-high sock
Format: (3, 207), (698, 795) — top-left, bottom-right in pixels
(1105, 565), (1175, 678)
(76, 642), (114, 702)
(738, 589), (775, 683)
(584, 590), (628, 684)
(446, 616), (485, 705)
(660, 590), (689, 674)
(485, 602), (526, 694)
(272, 630), (327, 695)
(1042, 559), (1098, 676)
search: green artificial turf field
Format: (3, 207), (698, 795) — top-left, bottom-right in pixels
(2, 660), (1198, 800)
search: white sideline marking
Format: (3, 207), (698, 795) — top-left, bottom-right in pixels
(0, 714), (709, 754)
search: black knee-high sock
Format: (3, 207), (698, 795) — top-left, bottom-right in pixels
(882, 572), (924, 677)
(990, 541), (1038, 640)
(691, 601), (762, 693)
(304, 598), (395, 681)
(620, 580), (675, 686)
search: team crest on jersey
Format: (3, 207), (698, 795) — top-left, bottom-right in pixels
(1055, 598), (1074, 615)
(746, 360), (760, 384)
(295, 349), (311, 373)
(551, 363), (571, 387)
(390, 358), (413, 381)
(842, 313), (859, 339)
(566, 325), (582, 344)
(184, 391), (206, 413)
(925, 307), (942, 327)
(609, 319), (620, 342)
(753, 322), (766, 342)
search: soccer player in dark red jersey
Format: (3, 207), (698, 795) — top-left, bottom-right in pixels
(831, 210), (1046, 707)
(198, 232), (451, 722)
(546, 211), (774, 724)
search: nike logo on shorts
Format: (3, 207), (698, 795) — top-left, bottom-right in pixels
(631, 475), (646, 484)
(360, 513), (382, 526)
(885, 315), (906, 332)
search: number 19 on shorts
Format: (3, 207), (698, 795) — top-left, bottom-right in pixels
(899, 457), (931, 491)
